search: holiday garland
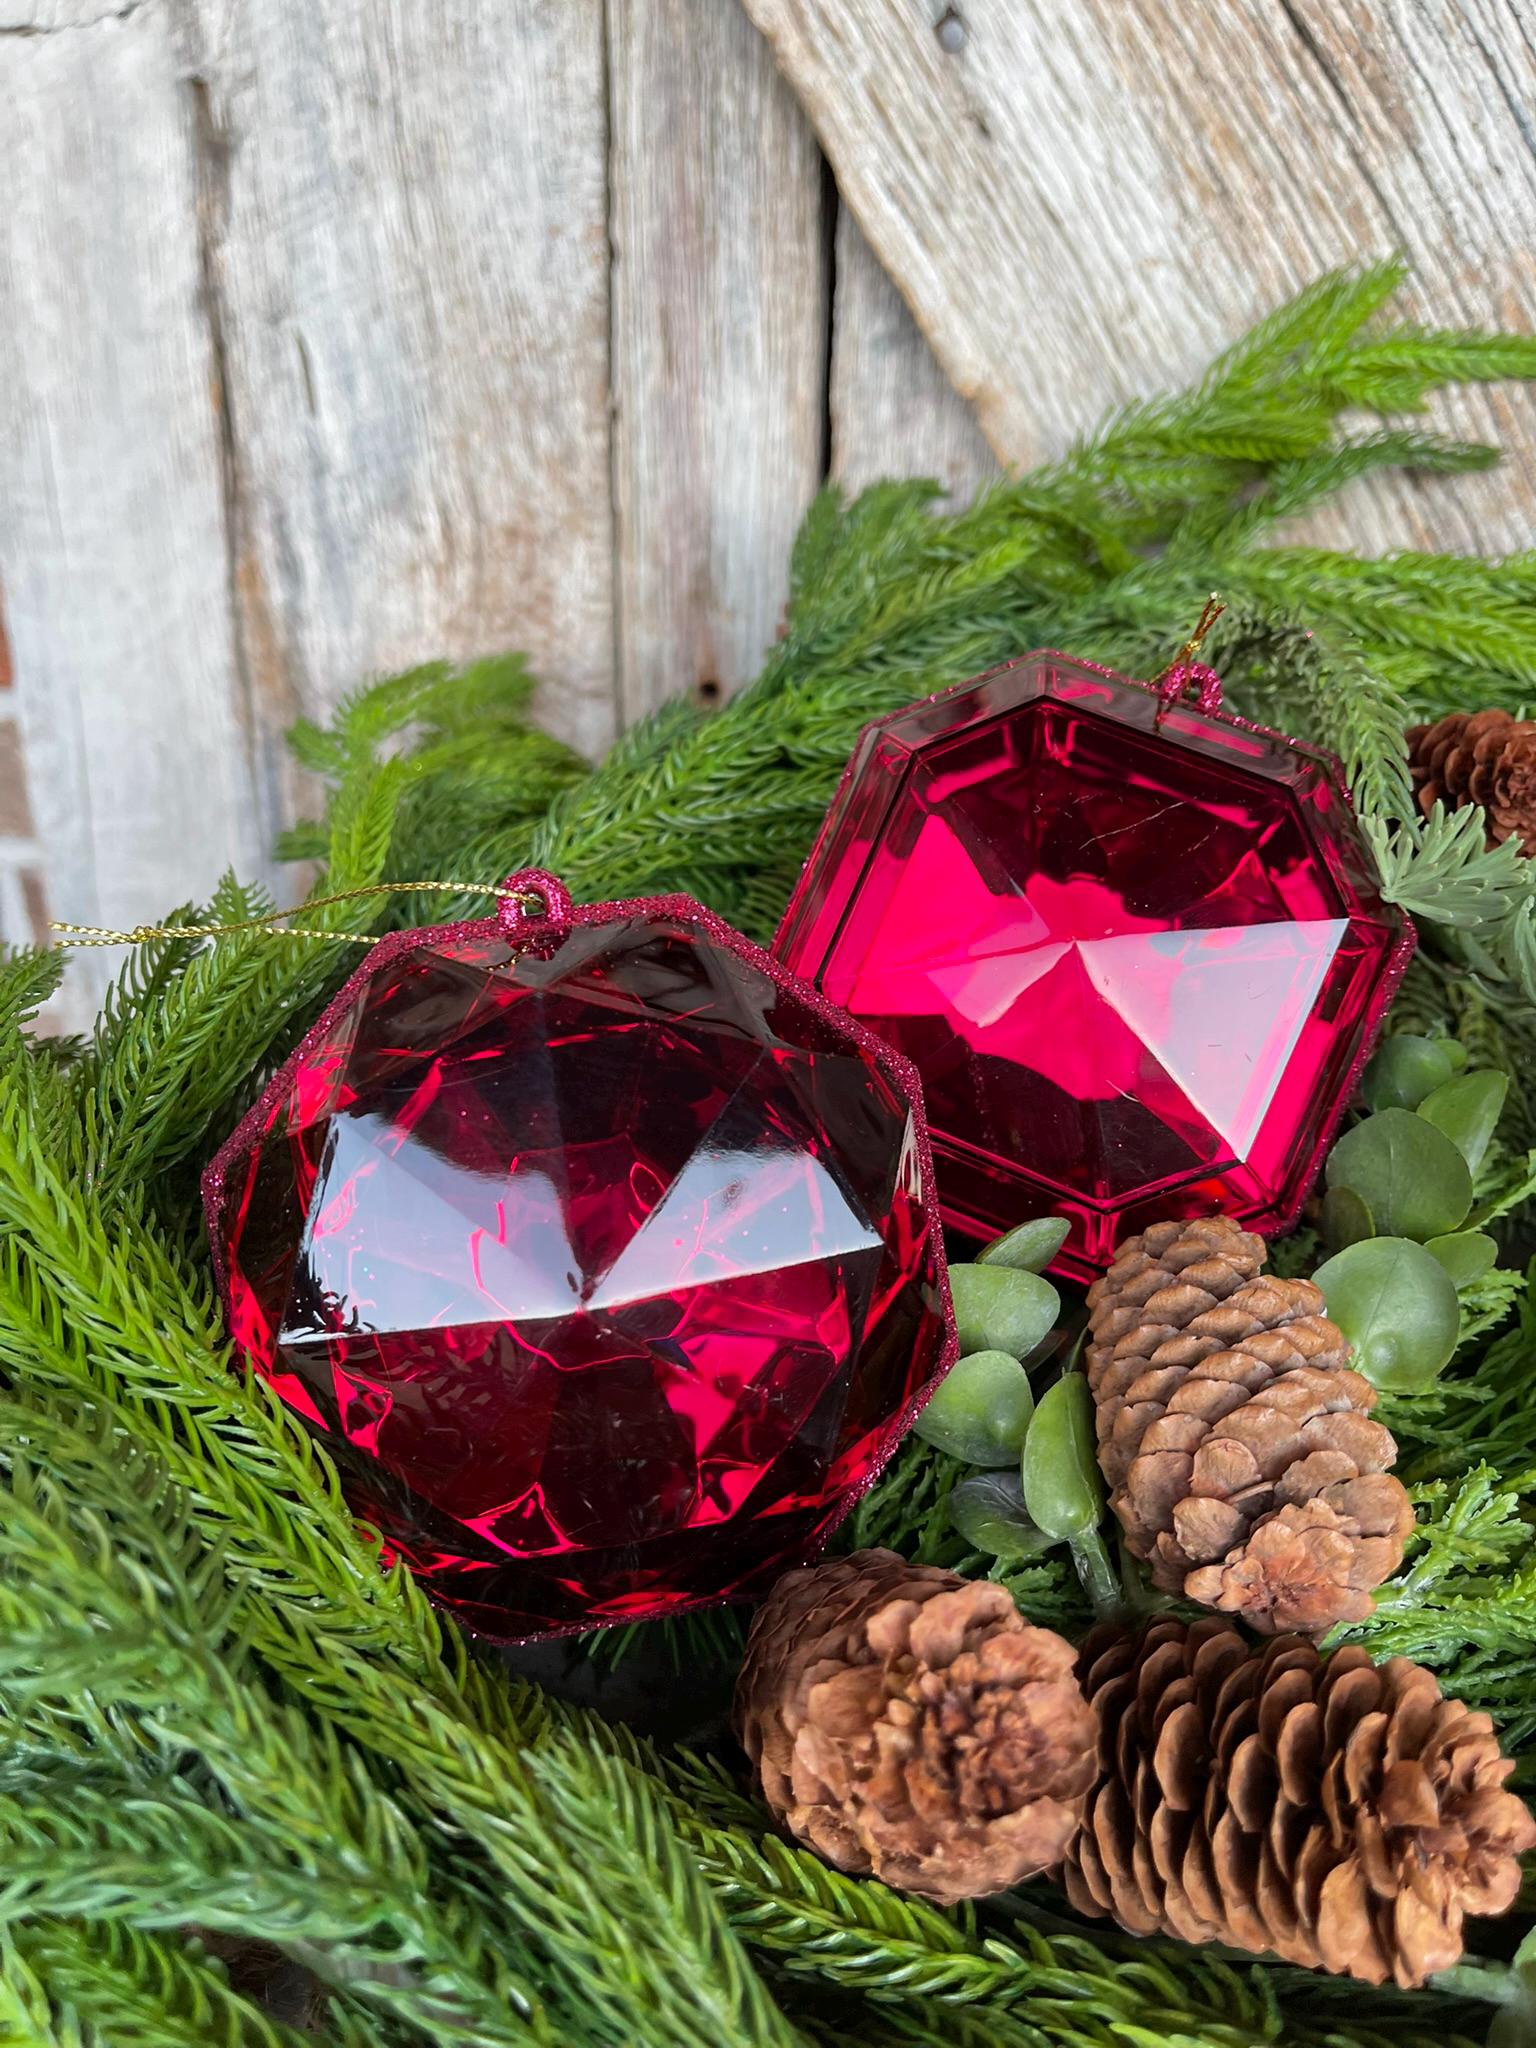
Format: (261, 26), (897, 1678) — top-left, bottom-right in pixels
(9, 261), (1536, 2044)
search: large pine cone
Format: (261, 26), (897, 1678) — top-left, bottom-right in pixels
(1086, 1218), (1413, 1635)
(735, 1549), (1098, 1903)
(1064, 1617), (1536, 1988)
(1407, 707), (1536, 852)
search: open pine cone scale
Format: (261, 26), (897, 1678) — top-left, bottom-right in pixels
(1066, 1618), (1536, 1988)
(1407, 707), (1536, 851)
(1086, 1217), (1414, 1634)
(736, 1549), (1100, 1904)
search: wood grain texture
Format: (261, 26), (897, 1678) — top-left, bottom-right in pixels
(191, 0), (617, 775)
(741, 0), (1536, 553)
(0, 1), (147, 23)
(0, 8), (270, 1023)
(830, 208), (994, 501)
(608, 0), (827, 719)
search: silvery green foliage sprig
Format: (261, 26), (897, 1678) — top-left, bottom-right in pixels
(913, 1221), (1121, 1617)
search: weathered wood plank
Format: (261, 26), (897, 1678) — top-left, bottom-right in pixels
(193, 0), (617, 768)
(741, 0), (1536, 554)
(831, 208), (994, 501)
(0, 9), (269, 1024)
(0, 2), (147, 23)
(607, 0), (828, 719)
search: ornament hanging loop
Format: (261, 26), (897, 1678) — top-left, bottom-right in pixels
(1152, 594), (1226, 719)
(496, 869), (573, 938)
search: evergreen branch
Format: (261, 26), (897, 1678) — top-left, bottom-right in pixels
(1454, 1263), (1525, 1348)
(0, 1378), (792, 2047)
(657, 1790), (1478, 2048)
(0, 950), (65, 1039)
(6, 1922), (314, 2048)
(0, 1768), (408, 1951)
(0, 1926), (82, 2048)
(1215, 605), (1415, 822)
(0, 1418), (551, 2047)
(1201, 262), (1408, 394)
(1174, 430), (1496, 557)
(528, 1737), (806, 2048)
(0, 1170), (448, 1681)
(1332, 1469), (1536, 1742)
(11, 264), (1536, 2047)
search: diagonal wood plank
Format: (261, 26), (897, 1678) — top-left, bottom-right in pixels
(831, 208), (993, 501)
(741, 0), (1536, 554)
(608, 0), (828, 720)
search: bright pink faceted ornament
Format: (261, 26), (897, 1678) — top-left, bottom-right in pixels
(204, 871), (953, 1640)
(774, 654), (1413, 1280)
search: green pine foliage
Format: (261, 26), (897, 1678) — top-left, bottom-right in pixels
(8, 268), (1536, 2045)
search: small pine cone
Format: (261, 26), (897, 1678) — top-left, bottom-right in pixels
(1063, 1618), (1536, 1988)
(1407, 707), (1536, 852)
(1085, 1216), (1269, 1474)
(1086, 1217), (1414, 1634)
(734, 1549), (1098, 1903)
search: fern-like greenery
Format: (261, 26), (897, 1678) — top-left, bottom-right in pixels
(6, 268), (1536, 2046)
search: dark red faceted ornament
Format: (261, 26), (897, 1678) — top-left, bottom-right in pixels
(204, 872), (953, 1639)
(775, 654), (1413, 1280)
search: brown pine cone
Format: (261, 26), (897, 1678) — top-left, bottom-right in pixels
(1063, 1617), (1536, 1988)
(1085, 1215), (1269, 1472)
(1086, 1218), (1414, 1634)
(1407, 707), (1536, 852)
(734, 1549), (1098, 1903)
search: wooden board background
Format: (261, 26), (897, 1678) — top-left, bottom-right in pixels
(3, 0), (1534, 1024)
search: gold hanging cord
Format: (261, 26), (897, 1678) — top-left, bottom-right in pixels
(1151, 592), (1226, 693)
(51, 877), (542, 951)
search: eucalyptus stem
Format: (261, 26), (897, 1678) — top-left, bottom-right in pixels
(1067, 1525), (1124, 1619)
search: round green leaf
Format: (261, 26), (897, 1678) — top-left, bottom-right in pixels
(1312, 1236), (1461, 1393)
(1360, 1034), (1457, 1112)
(1325, 1107), (1473, 1242)
(1425, 1229), (1499, 1289)
(948, 1264), (1059, 1361)
(913, 1350), (1035, 1466)
(949, 1470), (1055, 1558)
(1020, 1372), (1103, 1544)
(1321, 1183), (1375, 1251)
(975, 1216), (1070, 1274)
(1416, 1068), (1508, 1180)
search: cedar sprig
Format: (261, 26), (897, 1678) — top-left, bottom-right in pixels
(1333, 1470), (1536, 1749)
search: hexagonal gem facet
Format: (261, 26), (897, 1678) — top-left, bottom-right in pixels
(774, 655), (1412, 1278)
(205, 900), (952, 1639)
